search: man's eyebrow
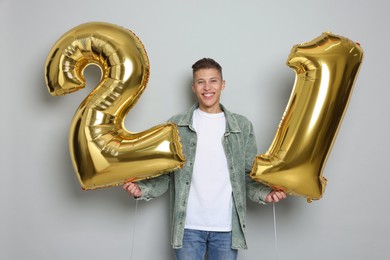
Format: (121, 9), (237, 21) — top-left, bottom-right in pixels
(198, 77), (219, 80)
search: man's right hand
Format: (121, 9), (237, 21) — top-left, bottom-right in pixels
(123, 182), (142, 198)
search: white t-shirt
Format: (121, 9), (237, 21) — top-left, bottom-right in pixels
(184, 108), (233, 231)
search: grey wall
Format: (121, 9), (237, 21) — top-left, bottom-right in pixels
(1, 0), (389, 259)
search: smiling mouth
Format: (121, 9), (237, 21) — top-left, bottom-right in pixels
(203, 93), (214, 97)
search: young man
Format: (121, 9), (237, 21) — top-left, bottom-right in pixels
(123, 58), (286, 260)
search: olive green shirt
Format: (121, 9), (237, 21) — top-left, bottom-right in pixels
(137, 103), (271, 249)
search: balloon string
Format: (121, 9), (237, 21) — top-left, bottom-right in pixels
(273, 203), (279, 260)
(130, 199), (138, 260)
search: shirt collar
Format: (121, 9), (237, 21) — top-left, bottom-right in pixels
(177, 103), (241, 134)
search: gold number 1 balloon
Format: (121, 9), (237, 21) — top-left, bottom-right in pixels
(250, 32), (363, 202)
(45, 22), (185, 190)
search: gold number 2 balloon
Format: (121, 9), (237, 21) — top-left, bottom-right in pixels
(250, 32), (363, 202)
(45, 22), (185, 190)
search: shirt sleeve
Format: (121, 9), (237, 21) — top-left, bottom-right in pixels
(136, 173), (171, 201)
(245, 122), (272, 203)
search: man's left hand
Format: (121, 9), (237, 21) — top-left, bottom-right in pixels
(265, 190), (287, 203)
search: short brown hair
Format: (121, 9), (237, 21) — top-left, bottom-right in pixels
(192, 58), (223, 79)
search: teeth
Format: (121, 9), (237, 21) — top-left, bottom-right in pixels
(203, 93), (214, 97)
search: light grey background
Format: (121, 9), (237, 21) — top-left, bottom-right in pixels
(1, 0), (389, 259)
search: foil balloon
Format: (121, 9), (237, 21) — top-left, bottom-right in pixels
(250, 32), (363, 202)
(45, 22), (185, 190)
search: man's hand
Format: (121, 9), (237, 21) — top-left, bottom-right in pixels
(123, 182), (142, 198)
(265, 190), (286, 203)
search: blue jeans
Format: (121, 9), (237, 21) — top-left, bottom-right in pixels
(175, 229), (238, 260)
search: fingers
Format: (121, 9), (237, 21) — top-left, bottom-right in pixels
(266, 190), (287, 203)
(122, 182), (142, 197)
(275, 191), (286, 200)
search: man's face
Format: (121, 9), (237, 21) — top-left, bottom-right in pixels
(192, 68), (225, 113)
